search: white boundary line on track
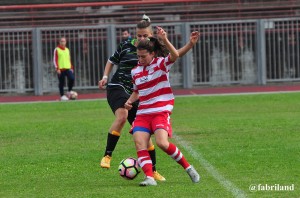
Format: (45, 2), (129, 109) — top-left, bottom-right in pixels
(173, 134), (247, 198)
(0, 98), (106, 105)
(1, 90), (299, 105)
(175, 90), (300, 98)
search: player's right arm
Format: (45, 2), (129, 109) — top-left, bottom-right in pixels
(99, 42), (125, 89)
(98, 61), (114, 89)
(53, 48), (61, 75)
(125, 92), (139, 110)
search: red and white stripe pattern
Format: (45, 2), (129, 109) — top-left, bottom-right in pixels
(170, 146), (183, 162)
(166, 143), (190, 169)
(138, 156), (152, 168)
(132, 55), (175, 115)
(137, 150), (153, 177)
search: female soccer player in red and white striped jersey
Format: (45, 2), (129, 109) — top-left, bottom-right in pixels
(125, 27), (200, 186)
(99, 14), (200, 183)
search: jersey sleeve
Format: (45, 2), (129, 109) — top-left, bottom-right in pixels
(108, 42), (125, 65)
(159, 54), (174, 73)
(131, 69), (138, 93)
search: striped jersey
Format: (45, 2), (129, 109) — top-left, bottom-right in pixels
(108, 39), (138, 95)
(132, 55), (175, 115)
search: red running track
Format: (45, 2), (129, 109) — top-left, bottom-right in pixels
(1, 84), (300, 103)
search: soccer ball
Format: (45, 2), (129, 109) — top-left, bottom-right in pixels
(68, 91), (78, 100)
(118, 157), (140, 180)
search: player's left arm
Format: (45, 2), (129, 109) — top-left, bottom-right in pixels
(156, 26), (179, 62)
(177, 31), (200, 57)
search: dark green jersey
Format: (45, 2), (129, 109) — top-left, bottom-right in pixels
(108, 39), (137, 95)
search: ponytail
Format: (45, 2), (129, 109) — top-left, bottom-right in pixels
(150, 37), (168, 57)
(137, 14), (153, 33)
(137, 37), (168, 57)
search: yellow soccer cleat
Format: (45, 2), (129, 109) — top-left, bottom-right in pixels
(153, 171), (166, 181)
(100, 155), (111, 168)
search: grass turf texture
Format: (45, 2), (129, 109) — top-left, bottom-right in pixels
(0, 93), (299, 198)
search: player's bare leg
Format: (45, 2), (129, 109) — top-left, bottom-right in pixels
(155, 129), (200, 183)
(100, 108), (128, 168)
(147, 139), (166, 181)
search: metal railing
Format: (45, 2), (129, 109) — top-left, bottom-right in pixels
(0, 18), (299, 95)
(265, 19), (300, 81)
(192, 20), (258, 85)
(0, 28), (33, 93)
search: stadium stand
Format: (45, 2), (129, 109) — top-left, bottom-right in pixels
(0, 0), (299, 28)
(0, 0), (131, 5)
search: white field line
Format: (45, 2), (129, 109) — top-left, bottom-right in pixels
(173, 134), (247, 198)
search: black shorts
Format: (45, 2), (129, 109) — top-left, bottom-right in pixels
(106, 85), (138, 125)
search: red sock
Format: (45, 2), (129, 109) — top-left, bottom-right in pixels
(165, 143), (190, 169)
(137, 150), (153, 178)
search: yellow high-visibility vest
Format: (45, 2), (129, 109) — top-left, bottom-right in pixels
(56, 47), (72, 69)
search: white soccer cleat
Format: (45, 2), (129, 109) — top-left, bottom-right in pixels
(139, 177), (157, 186)
(60, 95), (69, 101)
(186, 165), (200, 183)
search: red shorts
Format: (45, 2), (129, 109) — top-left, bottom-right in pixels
(131, 112), (173, 137)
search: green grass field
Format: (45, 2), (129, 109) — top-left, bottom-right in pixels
(0, 92), (299, 198)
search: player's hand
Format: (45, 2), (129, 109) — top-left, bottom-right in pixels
(124, 100), (133, 110)
(98, 78), (107, 89)
(190, 31), (200, 45)
(156, 26), (167, 40)
(56, 70), (61, 75)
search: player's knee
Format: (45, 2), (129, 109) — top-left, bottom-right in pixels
(155, 139), (169, 151)
(134, 139), (147, 151)
(116, 114), (127, 125)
